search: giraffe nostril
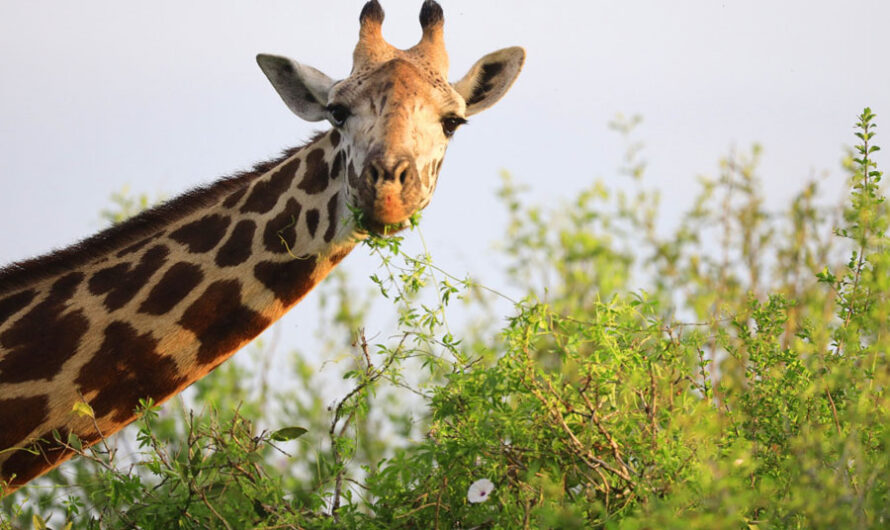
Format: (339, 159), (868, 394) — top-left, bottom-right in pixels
(392, 159), (411, 186)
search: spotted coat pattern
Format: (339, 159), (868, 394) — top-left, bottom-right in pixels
(0, 132), (355, 491)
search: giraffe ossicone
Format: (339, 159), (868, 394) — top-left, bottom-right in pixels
(0, 0), (523, 494)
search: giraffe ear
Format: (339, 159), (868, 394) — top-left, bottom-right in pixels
(452, 47), (525, 117)
(257, 54), (335, 122)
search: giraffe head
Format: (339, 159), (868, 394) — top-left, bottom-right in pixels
(257, 0), (524, 233)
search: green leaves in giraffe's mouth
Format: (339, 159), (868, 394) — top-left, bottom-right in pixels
(348, 203), (420, 237)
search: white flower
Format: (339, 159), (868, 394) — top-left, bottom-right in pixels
(467, 478), (495, 503)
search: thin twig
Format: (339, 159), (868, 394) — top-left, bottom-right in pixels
(330, 331), (407, 519)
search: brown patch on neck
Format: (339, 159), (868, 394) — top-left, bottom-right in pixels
(179, 280), (271, 365)
(216, 220), (258, 267)
(170, 215), (232, 254)
(88, 244), (170, 312)
(0, 290), (37, 323)
(298, 149), (331, 195)
(0, 395), (48, 450)
(75, 321), (187, 422)
(263, 199), (302, 254)
(138, 262), (205, 315)
(254, 257), (319, 307)
(240, 156), (301, 214)
(0, 272), (88, 384)
(254, 245), (356, 310)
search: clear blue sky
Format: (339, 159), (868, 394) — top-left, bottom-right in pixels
(1, 0), (888, 302)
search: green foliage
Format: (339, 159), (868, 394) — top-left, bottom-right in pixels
(99, 187), (164, 225)
(2, 108), (888, 528)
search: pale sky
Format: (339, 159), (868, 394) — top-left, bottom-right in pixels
(1, 0), (888, 323)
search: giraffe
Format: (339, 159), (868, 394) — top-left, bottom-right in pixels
(0, 0), (524, 494)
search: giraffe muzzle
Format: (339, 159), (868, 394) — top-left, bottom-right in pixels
(358, 156), (420, 228)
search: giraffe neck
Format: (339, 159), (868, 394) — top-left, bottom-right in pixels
(0, 129), (358, 492)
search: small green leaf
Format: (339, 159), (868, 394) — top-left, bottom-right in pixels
(816, 267), (837, 285)
(271, 426), (308, 442)
(67, 433), (83, 451)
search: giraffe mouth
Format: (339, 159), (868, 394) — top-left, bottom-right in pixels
(353, 181), (414, 235)
(361, 195), (412, 235)
(362, 217), (410, 236)
(373, 189), (409, 225)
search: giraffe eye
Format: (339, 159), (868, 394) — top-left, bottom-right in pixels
(326, 104), (351, 127)
(442, 116), (467, 137)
